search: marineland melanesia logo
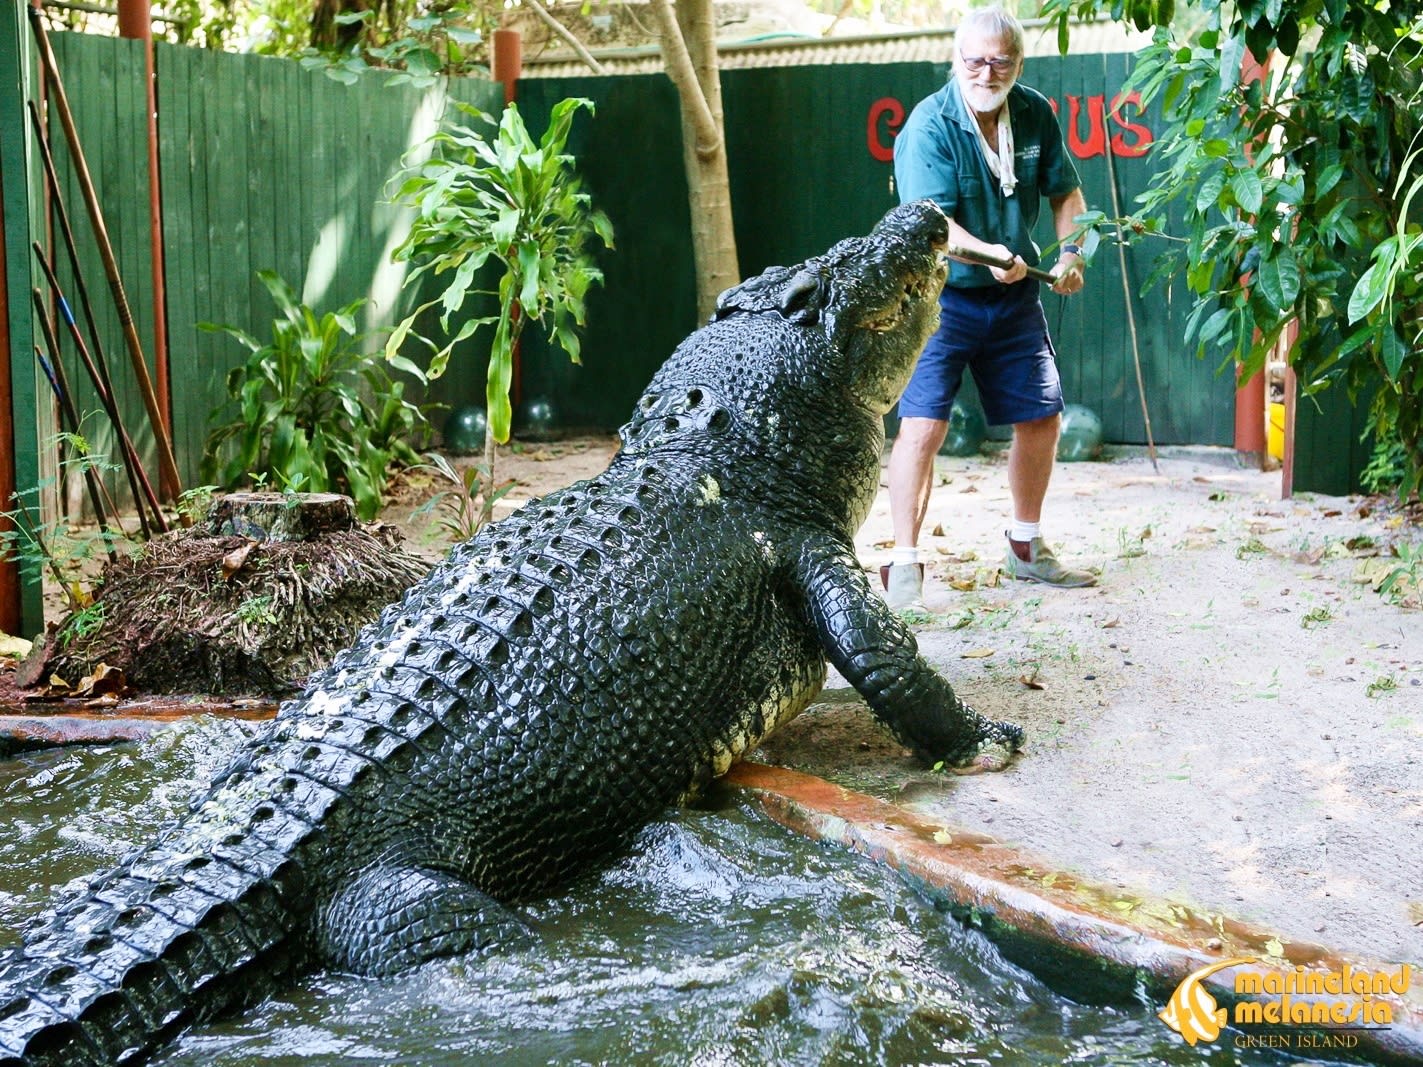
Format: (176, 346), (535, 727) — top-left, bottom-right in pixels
(1158, 957), (1412, 1052)
(1158, 957), (1256, 1045)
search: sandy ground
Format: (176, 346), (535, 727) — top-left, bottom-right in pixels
(408, 435), (1423, 970)
(753, 442), (1423, 971)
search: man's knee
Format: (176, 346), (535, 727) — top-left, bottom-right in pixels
(1013, 412), (1061, 441)
(894, 416), (951, 458)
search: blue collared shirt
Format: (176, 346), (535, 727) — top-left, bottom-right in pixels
(894, 79), (1080, 288)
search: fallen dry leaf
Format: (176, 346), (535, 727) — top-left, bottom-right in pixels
(1019, 672), (1046, 690)
(73, 663), (128, 699)
(961, 647), (995, 659)
(935, 549), (979, 563)
(872, 538), (895, 550)
(949, 577), (978, 592)
(932, 830), (953, 845)
(221, 540), (258, 579)
(1100, 617), (1120, 629)
(931, 523), (946, 537)
(1187, 525), (1217, 534)
(85, 693), (120, 708)
(960, 485), (979, 494)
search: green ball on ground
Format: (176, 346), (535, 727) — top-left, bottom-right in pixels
(443, 405), (488, 454)
(939, 400), (988, 457)
(1058, 404), (1104, 462)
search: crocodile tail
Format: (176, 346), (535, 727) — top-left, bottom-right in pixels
(0, 784), (319, 1066)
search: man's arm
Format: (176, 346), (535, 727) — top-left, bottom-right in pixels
(1048, 187), (1088, 295)
(945, 217), (1029, 285)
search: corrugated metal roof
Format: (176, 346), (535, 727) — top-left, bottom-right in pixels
(520, 17), (1147, 78)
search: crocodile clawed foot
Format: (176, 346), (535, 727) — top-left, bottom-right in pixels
(942, 717), (1023, 775)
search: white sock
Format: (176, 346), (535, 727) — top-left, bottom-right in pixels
(1009, 519), (1041, 544)
(892, 546), (920, 567)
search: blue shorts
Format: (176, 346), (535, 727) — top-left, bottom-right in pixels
(897, 281), (1063, 426)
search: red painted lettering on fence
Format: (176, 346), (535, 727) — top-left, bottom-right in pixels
(867, 97), (905, 162)
(866, 92), (1154, 161)
(1109, 92), (1153, 157)
(1066, 94), (1107, 158)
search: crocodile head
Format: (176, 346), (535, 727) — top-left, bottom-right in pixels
(712, 198), (949, 414)
(620, 201), (948, 530)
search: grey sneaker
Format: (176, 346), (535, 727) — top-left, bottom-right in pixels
(1003, 536), (1097, 588)
(881, 562), (927, 612)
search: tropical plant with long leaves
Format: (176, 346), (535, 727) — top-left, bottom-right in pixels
(202, 270), (429, 520)
(386, 97), (612, 524)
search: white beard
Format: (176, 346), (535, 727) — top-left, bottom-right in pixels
(965, 83), (1012, 114)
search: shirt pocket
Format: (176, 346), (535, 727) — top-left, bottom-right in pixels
(1015, 157), (1040, 192)
(958, 174), (983, 202)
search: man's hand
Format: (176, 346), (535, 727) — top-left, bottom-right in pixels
(987, 244), (1028, 285)
(1051, 251), (1084, 295)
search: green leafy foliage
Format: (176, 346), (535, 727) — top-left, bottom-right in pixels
(387, 98), (613, 447)
(411, 451), (516, 542)
(201, 271), (430, 521)
(0, 429), (130, 612)
(296, 5), (492, 87)
(1044, 0), (1423, 496)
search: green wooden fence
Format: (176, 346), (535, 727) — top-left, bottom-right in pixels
(39, 34), (504, 492)
(514, 55), (1238, 447)
(3, 32), (1377, 632)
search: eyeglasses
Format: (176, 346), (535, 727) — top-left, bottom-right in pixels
(959, 54), (1016, 73)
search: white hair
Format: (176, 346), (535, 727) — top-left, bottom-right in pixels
(957, 6), (1025, 56)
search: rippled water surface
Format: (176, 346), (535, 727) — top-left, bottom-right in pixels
(1, 724), (1306, 1066)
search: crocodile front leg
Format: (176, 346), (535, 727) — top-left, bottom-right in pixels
(794, 538), (1022, 771)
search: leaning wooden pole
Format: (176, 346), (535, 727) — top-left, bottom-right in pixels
(1104, 139), (1158, 473)
(26, 2), (182, 500)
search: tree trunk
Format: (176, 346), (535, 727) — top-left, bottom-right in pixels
(652, 0), (740, 321)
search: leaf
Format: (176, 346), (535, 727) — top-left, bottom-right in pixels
(960, 648), (996, 659)
(517, 241), (543, 312)
(1194, 171), (1226, 216)
(1348, 260), (1391, 323)
(1381, 326), (1407, 381)
(1198, 307), (1232, 345)
(932, 830), (953, 845)
(1257, 247), (1300, 311)
(1019, 672), (1046, 690)
(221, 541), (257, 579)
(1231, 169), (1264, 215)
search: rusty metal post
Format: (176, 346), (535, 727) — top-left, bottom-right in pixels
(492, 27), (521, 106)
(117, 0), (174, 498)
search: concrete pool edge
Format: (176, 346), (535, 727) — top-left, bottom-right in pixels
(726, 761), (1423, 1066)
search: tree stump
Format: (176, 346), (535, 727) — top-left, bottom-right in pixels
(25, 492), (433, 697)
(206, 491), (356, 541)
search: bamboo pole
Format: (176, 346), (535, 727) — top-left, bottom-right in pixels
(26, 3), (183, 499)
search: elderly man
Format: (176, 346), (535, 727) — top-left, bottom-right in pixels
(885, 5), (1094, 611)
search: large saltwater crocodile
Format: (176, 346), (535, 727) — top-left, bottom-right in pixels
(0, 199), (1021, 1065)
